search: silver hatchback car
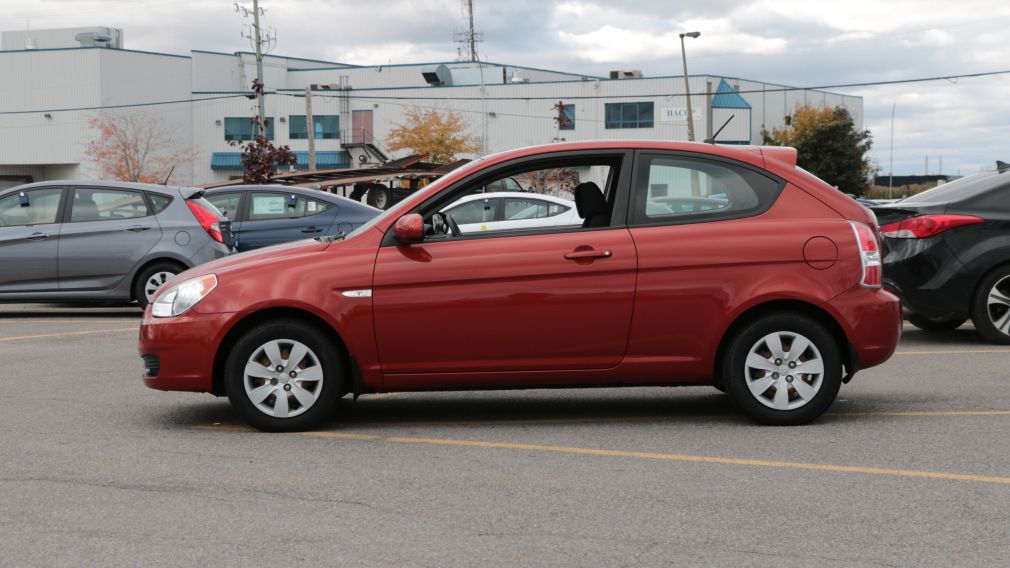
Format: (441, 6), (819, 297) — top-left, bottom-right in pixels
(0, 181), (232, 307)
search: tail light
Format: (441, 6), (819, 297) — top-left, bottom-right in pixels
(879, 214), (984, 239)
(186, 200), (225, 243)
(850, 221), (881, 288)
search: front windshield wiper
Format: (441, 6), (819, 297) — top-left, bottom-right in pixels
(315, 232), (346, 243)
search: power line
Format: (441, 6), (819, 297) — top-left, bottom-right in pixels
(0, 94), (251, 116)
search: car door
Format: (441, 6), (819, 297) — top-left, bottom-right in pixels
(235, 191), (336, 251)
(0, 186), (66, 293)
(58, 187), (163, 291)
(372, 152), (636, 388)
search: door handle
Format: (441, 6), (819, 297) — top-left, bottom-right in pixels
(26, 232), (50, 241)
(564, 248), (612, 260)
(127, 225), (151, 232)
(301, 227), (323, 233)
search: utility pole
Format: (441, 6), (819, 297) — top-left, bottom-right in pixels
(679, 31), (701, 142)
(236, 1), (276, 137)
(304, 86), (316, 171)
(889, 103), (895, 199)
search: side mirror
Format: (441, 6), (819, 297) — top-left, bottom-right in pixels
(393, 213), (424, 244)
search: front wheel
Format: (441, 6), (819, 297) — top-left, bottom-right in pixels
(723, 313), (842, 426)
(225, 320), (345, 432)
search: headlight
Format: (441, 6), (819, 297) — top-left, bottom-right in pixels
(151, 274), (218, 318)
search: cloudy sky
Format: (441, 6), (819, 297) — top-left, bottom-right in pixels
(4, 0), (1009, 175)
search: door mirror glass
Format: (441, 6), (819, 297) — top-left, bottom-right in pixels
(393, 213), (424, 244)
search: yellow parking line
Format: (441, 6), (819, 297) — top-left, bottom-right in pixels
(194, 424), (1010, 485)
(900, 348), (1010, 355)
(0, 327), (136, 342)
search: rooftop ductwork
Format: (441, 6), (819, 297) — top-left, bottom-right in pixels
(75, 32), (113, 47)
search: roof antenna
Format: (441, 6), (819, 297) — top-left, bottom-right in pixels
(704, 114), (734, 144)
(161, 165), (175, 185)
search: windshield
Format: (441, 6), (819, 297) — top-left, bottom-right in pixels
(340, 157), (486, 240)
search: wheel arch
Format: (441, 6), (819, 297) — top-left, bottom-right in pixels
(130, 257), (191, 301)
(713, 299), (856, 385)
(211, 306), (353, 397)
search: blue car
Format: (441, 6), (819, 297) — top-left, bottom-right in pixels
(204, 185), (380, 251)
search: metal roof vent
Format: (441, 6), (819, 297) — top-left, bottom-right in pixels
(422, 64), (452, 86)
(609, 70), (642, 79)
(75, 32), (113, 47)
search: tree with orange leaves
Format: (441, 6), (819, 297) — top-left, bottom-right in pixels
(85, 112), (197, 183)
(384, 107), (481, 163)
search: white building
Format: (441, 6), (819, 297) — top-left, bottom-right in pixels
(0, 27), (863, 188)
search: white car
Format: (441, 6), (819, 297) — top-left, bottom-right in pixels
(442, 192), (582, 234)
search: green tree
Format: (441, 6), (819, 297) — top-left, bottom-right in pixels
(761, 105), (874, 195)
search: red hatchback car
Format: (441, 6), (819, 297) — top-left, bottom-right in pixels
(139, 141), (900, 431)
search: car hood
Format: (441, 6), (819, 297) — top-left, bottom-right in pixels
(179, 238), (330, 280)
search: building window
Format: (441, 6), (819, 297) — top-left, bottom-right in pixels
(289, 115), (340, 139)
(557, 104), (575, 130)
(224, 117), (274, 141)
(604, 102), (654, 129)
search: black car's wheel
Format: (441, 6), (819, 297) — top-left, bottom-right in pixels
(723, 313), (842, 426)
(366, 184), (391, 210)
(224, 320), (345, 432)
(907, 313), (966, 332)
(971, 267), (1010, 344)
(133, 262), (183, 308)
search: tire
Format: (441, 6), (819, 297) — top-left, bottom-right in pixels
(970, 266), (1010, 344)
(224, 319), (345, 432)
(723, 313), (842, 426)
(366, 184), (391, 210)
(133, 262), (183, 308)
(907, 313), (966, 332)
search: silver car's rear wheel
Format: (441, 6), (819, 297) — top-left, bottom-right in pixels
(144, 271), (176, 302)
(744, 331), (824, 411)
(243, 339), (324, 419)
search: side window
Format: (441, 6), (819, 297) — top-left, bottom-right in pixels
(248, 193), (326, 221)
(205, 192), (242, 220)
(71, 188), (150, 222)
(148, 194), (173, 214)
(503, 198), (568, 220)
(445, 198), (497, 225)
(0, 187), (63, 226)
(634, 155), (781, 224)
(429, 159), (617, 238)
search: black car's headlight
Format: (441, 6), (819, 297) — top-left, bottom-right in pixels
(152, 274), (218, 318)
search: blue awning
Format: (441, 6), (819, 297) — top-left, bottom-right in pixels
(712, 79), (751, 110)
(210, 151), (350, 170)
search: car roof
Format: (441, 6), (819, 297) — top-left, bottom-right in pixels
(2, 180), (189, 196)
(206, 184), (379, 208)
(449, 191), (576, 206)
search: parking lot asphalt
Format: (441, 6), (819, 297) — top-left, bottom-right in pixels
(2, 304), (1009, 567)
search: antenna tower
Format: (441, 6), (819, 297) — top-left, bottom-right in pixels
(454, 0), (483, 62)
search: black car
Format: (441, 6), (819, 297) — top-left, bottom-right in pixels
(874, 163), (1010, 343)
(205, 185), (380, 252)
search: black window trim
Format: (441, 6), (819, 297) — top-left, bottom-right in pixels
(379, 149), (634, 247)
(64, 185), (155, 224)
(626, 150), (786, 228)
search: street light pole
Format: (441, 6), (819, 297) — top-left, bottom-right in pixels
(679, 31), (701, 142)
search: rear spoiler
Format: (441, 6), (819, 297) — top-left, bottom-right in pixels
(760, 146), (798, 169)
(178, 186), (205, 200)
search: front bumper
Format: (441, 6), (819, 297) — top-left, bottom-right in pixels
(825, 286), (902, 370)
(138, 305), (235, 393)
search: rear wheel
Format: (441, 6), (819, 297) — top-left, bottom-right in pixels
(971, 267), (1010, 344)
(723, 313), (842, 426)
(133, 262), (183, 308)
(907, 313), (966, 332)
(366, 184), (391, 210)
(225, 320), (345, 432)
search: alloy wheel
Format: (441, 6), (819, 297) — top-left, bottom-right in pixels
(986, 276), (1010, 335)
(243, 339), (324, 419)
(144, 271), (176, 302)
(744, 331), (824, 411)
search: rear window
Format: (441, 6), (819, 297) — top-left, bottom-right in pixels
(899, 170), (1010, 205)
